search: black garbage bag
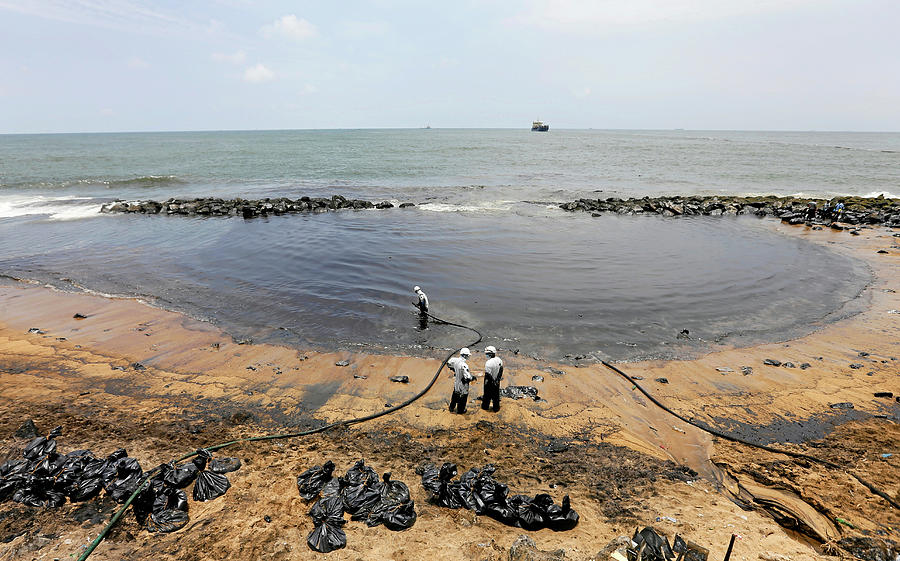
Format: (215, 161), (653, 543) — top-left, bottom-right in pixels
(12, 476), (67, 508)
(209, 457), (241, 474)
(23, 426), (62, 460)
(455, 467), (481, 511)
(0, 473), (26, 502)
(146, 509), (190, 533)
(161, 461), (199, 489)
(343, 480), (384, 519)
(191, 449), (212, 471)
(31, 452), (66, 478)
(380, 499), (417, 531)
(69, 476), (104, 502)
(319, 476), (342, 499)
(309, 495), (345, 526)
(378, 473), (411, 506)
(516, 494), (553, 530)
(629, 527), (674, 561)
(297, 460), (337, 500)
(0, 459), (28, 477)
(545, 495), (579, 531)
(193, 470), (231, 502)
(341, 459), (378, 488)
(106, 458), (144, 503)
(365, 473), (412, 527)
(154, 486), (189, 513)
(53, 451), (96, 494)
(418, 463), (441, 494)
(472, 472), (509, 515)
(307, 522), (346, 553)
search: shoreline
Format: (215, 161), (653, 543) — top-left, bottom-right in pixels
(1, 219), (898, 560)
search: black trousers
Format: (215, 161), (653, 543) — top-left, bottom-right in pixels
(449, 391), (468, 414)
(481, 379), (500, 412)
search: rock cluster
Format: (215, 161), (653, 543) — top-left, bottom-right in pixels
(559, 195), (900, 227)
(100, 195), (412, 218)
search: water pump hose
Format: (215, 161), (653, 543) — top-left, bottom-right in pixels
(76, 310), (481, 561)
(601, 360), (900, 511)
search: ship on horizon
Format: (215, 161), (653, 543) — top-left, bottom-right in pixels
(531, 120), (549, 132)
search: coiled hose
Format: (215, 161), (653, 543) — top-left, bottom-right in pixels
(76, 311), (481, 561)
(602, 360), (900, 511)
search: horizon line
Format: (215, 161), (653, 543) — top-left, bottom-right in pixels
(3, 126), (900, 136)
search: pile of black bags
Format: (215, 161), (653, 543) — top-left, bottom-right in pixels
(627, 527), (708, 561)
(297, 459), (417, 553)
(0, 427), (239, 534)
(417, 462), (578, 531)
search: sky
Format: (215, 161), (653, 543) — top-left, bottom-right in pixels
(0, 0), (898, 133)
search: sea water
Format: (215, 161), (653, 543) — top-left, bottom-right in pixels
(1, 129), (892, 359)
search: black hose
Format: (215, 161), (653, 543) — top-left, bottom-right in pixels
(76, 311), (481, 561)
(601, 360), (900, 511)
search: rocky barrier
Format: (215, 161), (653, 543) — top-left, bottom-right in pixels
(559, 195), (900, 228)
(100, 195), (415, 218)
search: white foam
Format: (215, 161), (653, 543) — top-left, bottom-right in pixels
(863, 191), (899, 199)
(0, 195), (104, 221)
(418, 200), (516, 214)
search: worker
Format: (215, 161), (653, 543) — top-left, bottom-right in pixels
(481, 346), (503, 412)
(449, 348), (474, 414)
(805, 201), (816, 221)
(413, 286), (429, 314)
(413, 285), (429, 330)
(833, 200), (845, 221)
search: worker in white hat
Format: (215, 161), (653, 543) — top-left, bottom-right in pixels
(481, 346), (503, 412)
(448, 348), (475, 414)
(413, 286), (429, 314)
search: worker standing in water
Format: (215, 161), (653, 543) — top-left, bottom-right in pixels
(481, 346), (503, 412)
(413, 285), (429, 330)
(448, 348), (474, 414)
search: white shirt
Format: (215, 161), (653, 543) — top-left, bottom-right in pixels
(451, 358), (474, 395)
(416, 290), (429, 310)
(484, 356), (503, 383)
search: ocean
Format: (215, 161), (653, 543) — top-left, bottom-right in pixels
(1, 129), (893, 360)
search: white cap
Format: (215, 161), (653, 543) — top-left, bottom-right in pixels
(413, 286), (421, 292)
(460, 347), (471, 357)
(484, 346), (497, 354)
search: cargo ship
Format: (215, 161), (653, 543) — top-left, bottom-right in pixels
(531, 120), (549, 132)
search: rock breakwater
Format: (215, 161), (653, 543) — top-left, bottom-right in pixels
(100, 195), (414, 218)
(559, 195), (900, 227)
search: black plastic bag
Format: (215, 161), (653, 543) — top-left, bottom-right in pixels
(69, 477), (104, 502)
(191, 449), (212, 471)
(23, 426), (62, 460)
(418, 463), (441, 494)
(161, 461), (199, 489)
(146, 509), (190, 533)
(378, 473), (410, 506)
(342, 480), (384, 519)
(516, 494), (552, 530)
(319, 476), (341, 499)
(629, 527), (674, 561)
(307, 522), (346, 553)
(209, 457), (241, 474)
(546, 495), (579, 531)
(309, 495), (345, 526)
(380, 499), (417, 531)
(106, 458), (144, 503)
(193, 470), (231, 501)
(341, 459), (378, 488)
(154, 486), (189, 513)
(297, 460), (336, 500)
(0, 473), (26, 502)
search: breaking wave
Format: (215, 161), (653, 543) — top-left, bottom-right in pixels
(0, 195), (105, 221)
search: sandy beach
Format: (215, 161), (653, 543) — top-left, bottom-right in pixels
(1, 218), (898, 561)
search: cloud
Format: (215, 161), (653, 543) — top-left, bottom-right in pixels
(261, 14), (317, 40)
(300, 84), (317, 95)
(509, 0), (820, 32)
(100, 108), (115, 116)
(212, 50), (247, 64)
(127, 57), (149, 69)
(243, 63), (275, 83)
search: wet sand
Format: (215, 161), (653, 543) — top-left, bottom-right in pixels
(0, 219), (898, 560)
